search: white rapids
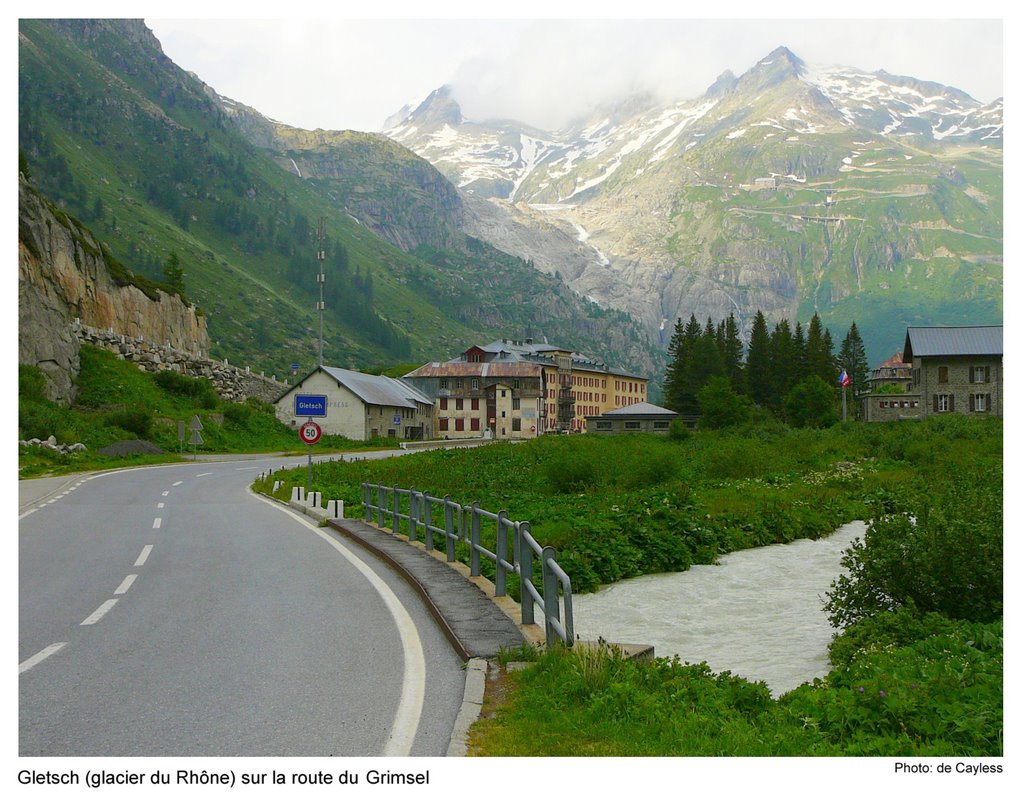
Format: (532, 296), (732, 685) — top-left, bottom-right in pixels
(572, 520), (866, 695)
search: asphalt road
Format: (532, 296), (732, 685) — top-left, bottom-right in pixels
(18, 454), (465, 756)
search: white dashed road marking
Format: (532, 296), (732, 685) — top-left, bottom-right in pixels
(20, 643), (67, 674)
(135, 545), (153, 566)
(81, 599), (118, 626)
(152, 518), (162, 529)
(114, 575), (138, 595)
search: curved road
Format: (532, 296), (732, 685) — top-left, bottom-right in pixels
(18, 455), (465, 756)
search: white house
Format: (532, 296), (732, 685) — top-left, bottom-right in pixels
(274, 366), (434, 441)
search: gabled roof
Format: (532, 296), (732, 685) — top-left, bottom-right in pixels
(903, 326), (1003, 361)
(278, 366), (431, 408)
(599, 402), (678, 418)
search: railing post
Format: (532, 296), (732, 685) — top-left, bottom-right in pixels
(495, 511), (509, 597)
(542, 545), (561, 649)
(362, 484), (369, 521)
(469, 502), (481, 577)
(519, 523), (535, 626)
(377, 485), (385, 528)
(392, 487), (400, 532)
(409, 488), (419, 541)
(423, 496), (434, 552)
(444, 497), (456, 562)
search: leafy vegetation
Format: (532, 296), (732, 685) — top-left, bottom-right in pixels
(469, 614), (1001, 756)
(254, 414), (1000, 756)
(18, 345), (398, 477)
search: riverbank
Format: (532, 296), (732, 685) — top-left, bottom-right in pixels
(573, 520), (867, 695)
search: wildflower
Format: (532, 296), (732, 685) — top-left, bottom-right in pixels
(857, 686), (864, 693)
(879, 690), (886, 698)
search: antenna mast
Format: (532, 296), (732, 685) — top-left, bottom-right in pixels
(316, 217), (326, 366)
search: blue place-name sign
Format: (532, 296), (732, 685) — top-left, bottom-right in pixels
(295, 394), (328, 418)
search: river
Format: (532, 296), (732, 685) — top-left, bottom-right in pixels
(571, 520), (866, 695)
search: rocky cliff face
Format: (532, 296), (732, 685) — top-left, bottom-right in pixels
(19, 176), (209, 403)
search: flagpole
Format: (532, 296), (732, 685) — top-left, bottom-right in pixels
(842, 385), (847, 422)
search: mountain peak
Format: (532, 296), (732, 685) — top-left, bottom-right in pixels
(385, 85), (462, 132)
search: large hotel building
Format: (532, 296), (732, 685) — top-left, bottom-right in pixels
(403, 339), (648, 440)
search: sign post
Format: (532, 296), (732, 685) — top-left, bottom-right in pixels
(299, 419), (322, 491)
(188, 415), (204, 460)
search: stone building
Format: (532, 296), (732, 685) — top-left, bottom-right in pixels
(860, 326), (1002, 422)
(904, 325), (1002, 417)
(274, 366), (433, 441)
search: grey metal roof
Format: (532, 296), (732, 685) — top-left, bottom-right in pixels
(320, 366), (432, 408)
(903, 326), (1003, 360)
(601, 402), (678, 417)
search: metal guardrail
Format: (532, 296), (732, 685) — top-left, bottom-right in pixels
(362, 482), (574, 648)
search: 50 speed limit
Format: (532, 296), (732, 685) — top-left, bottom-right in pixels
(299, 420), (322, 445)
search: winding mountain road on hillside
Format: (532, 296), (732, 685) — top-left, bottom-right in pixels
(18, 455), (465, 756)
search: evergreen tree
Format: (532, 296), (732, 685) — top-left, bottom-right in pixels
(746, 310), (773, 408)
(805, 313), (837, 387)
(793, 321), (807, 381)
(722, 313), (746, 393)
(163, 251), (185, 296)
(662, 318), (688, 412)
(684, 320), (725, 413)
(769, 319), (794, 411)
(838, 321), (870, 404)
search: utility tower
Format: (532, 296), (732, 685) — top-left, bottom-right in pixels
(316, 217), (326, 366)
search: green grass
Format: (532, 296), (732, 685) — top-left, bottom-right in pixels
(18, 346), (401, 477)
(470, 614), (1001, 756)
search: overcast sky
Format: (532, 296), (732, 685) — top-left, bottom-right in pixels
(146, 8), (1004, 134)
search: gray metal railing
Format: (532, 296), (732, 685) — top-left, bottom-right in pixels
(362, 482), (574, 648)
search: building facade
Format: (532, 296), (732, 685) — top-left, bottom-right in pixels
(586, 402), (679, 435)
(860, 326), (1002, 422)
(904, 326), (1002, 418)
(274, 366), (434, 441)
(403, 338), (649, 438)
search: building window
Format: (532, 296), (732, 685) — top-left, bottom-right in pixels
(624, 421), (641, 430)
(440, 398), (448, 410)
(512, 418), (522, 431)
(512, 398), (521, 411)
(596, 421), (612, 430)
(439, 418), (449, 431)
(513, 379), (520, 389)
(972, 366), (989, 384)
(937, 394), (951, 413)
(471, 398), (480, 410)
(471, 378), (480, 390)
(938, 366), (949, 383)
(653, 421), (670, 430)
(455, 418), (465, 431)
(439, 379), (449, 389)
(972, 393), (991, 412)
(455, 379), (463, 389)
(470, 418), (480, 431)
(456, 398), (464, 411)
(501, 389), (507, 398)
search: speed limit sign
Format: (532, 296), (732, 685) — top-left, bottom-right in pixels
(299, 420), (322, 445)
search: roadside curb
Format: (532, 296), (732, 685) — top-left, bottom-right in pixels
(446, 657), (488, 756)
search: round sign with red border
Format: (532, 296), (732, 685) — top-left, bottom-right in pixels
(299, 420), (322, 445)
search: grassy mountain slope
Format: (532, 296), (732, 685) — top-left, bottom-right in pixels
(18, 19), (655, 379)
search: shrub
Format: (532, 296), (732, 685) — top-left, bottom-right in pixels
(667, 418), (691, 441)
(784, 376), (839, 428)
(697, 376), (752, 429)
(223, 403), (252, 426)
(545, 453), (597, 493)
(104, 408), (153, 438)
(19, 363), (50, 402)
(825, 464), (1002, 627)
(153, 370), (219, 408)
